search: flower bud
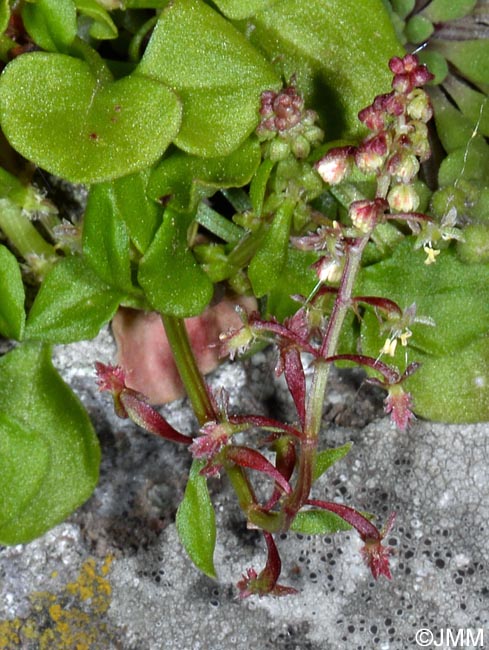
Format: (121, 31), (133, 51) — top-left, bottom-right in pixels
(387, 152), (420, 183)
(387, 184), (420, 213)
(407, 89), (433, 123)
(315, 146), (354, 185)
(355, 133), (389, 173)
(349, 198), (388, 232)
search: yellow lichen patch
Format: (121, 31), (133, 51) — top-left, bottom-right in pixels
(0, 556), (118, 649)
(0, 619), (21, 650)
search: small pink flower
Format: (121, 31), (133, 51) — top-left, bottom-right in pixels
(361, 512), (396, 580)
(384, 386), (416, 432)
(95, 362), (126, 394)
(189, 421), (231, 460)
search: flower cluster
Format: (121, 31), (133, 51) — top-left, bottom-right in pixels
(316, 54), (434, 216)
(257, 85), (324, 160)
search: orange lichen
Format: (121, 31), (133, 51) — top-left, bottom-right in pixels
(0, 556), (117, 649)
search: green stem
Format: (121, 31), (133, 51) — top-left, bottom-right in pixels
(161, 314), (216, 426)
(0, 198), (56, 260)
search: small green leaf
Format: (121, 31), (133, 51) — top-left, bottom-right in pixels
(417, 50), (449, 85)
(22, 0), (77, 52)
(250, 159), (275, 217)
(138, 0), (280, 157)
(138, 209), (213, 317)
(176, 460), (216, 578)
(148, 139), (261, 213)
(0, 52), (182, 183)
(0, 0), (10, 34)
(436, 40), (489, 86)
(404, 336), (489, 423)
(0, 244), (26, 340)
(391, 0), (415, 19)
(430, 86), (475, 152)
(438, 138), (489, 186)
(266, 248), (318, 321)
(82, 183), (133, 292)
(250, 0), (403, 139)
(111, 171), (162, 254)
(404, 15), (433, 45)
(313, 443), (352, 482)
(291, 509), (352, 535)
(75, 0), (118, 40)
(422, 0), (477, 22)
(0, 344), (100, 544)
(248, 199), (295, 297)
(442, 76), (489, 138)
(25, 257), (123, 343)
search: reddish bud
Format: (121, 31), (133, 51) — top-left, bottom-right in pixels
(349, 198), (388, 233)
(315, 146), (354, 184)
(384, 385), (416, 432)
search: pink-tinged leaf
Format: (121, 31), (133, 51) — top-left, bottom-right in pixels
(119, 391), (192, 445)
(306, 499), (396, 580)
(283, 348), (306, 428)
(237, 532), (297, 598)
(225, 446), (292, 495)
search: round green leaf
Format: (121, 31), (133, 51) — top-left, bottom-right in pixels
(138, 0), (280, 157)
(0, 52), (182, 183)
(404, 15), (434, 44)
(0, 244), (26, 340)
(0, 412), (50, 532)
(22, 0), (77, 53)
(0, 344), (100, 544)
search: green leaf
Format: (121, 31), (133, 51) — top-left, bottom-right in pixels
(438, 138), (489, 186)
(436, 40), (489, 86)
(111, 171), (162, 254)
(138, 0), (280, 157)
(313, 443), (352, 482)
(404, 15), (433, 44)
(422, 0), (477, 22)
(250, 0), (403, 139)
(417, 50), (449, 85)
(176, 460), (216, 578)
(250, 159), (275, 217)
(442, 76), (489, 138)
(291, 509), (352, 535)
(82, 183), (133, 292)
(0, 344), (100, 544)
(148, 139), (261, 213)
(25, 257), (123, 343)
(0, 0), (10, 34)
(22, 0), (77, 52)
(248, 199), (295, 297)
(266, 248), (318, 321)
(138, 209), (213, 317)
(0, 52), (181, 183)
(75, 0), (118, 40)
(390, 0), (415, 19)
(403, 336), (489, 423)
(359, 240), (489, 356)
(212, 0), (272, 19)
(430, 86), (475, 153)
(0, 244), (26, 340)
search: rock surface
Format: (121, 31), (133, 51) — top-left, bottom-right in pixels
(1, 329), (488, 649)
